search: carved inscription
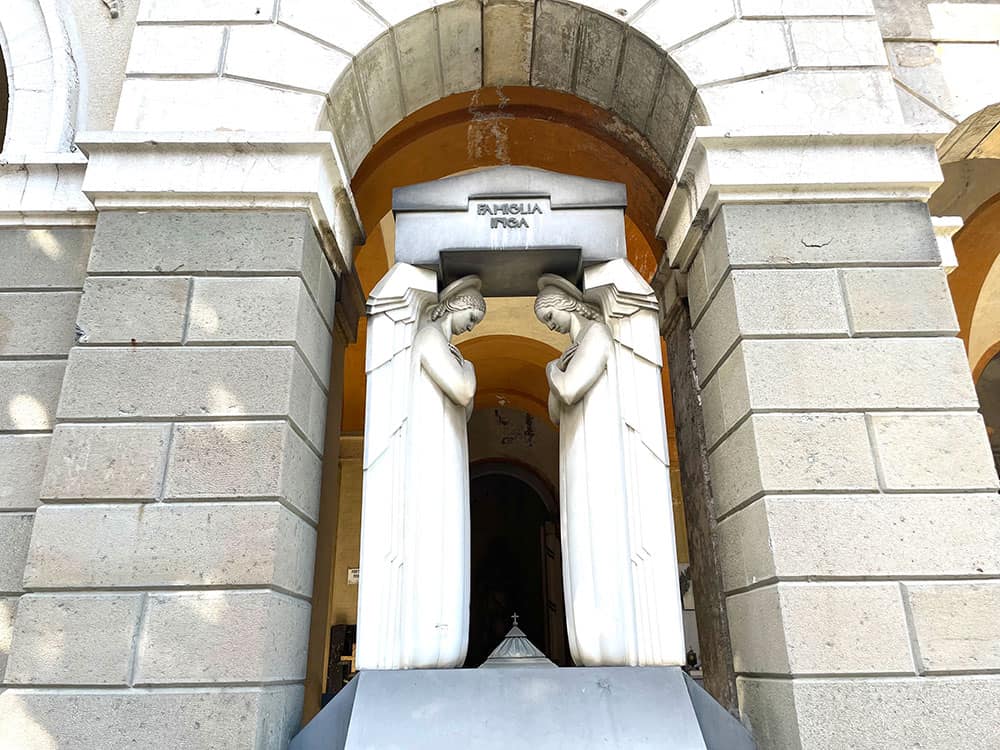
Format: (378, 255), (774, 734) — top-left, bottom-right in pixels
(477, 201), (543, 229)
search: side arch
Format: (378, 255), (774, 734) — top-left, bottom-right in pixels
(0, 0), (80, 152)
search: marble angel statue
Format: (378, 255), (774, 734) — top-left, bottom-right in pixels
(356, 264), (486, 670)
(534, 260), (685, 667)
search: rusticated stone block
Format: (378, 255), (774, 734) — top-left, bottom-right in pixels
(727, 583), (914, 675)
(0, 435), (50, 510)
(40, 424), (170, 501)
(164, 420), (322, 522)
(906, 582), (1000, 672)
(719, 494), (1000, 591)
(0, 513), (33, 594)
(0, 361), (66, 431)
(4, 593), (142, 685)
(1, 227), (92, 288)
(0, 685), (304, 750)
(187, 277), (332, 387)
(842, 267), (960, 334)
(57, 346), (326, 452)
(0, 291), (80, 356)
(870, 412), (999, 491)
(708, 414), (878, 516)
(24, 503), (316, 596)
(89, 211), (334, 324)
(135, 590), (310, 684)
(77, 276), (189, 344)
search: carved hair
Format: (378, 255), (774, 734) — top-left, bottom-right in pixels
(534, 292), (601, 322)
(429, 292), (487, 321)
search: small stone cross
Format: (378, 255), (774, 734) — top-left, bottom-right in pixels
(511, 612), (519, 627)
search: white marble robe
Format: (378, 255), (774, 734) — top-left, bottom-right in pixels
(356, 263), (472, 670)
(553, 260), (686, 667)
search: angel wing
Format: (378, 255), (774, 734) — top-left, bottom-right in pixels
(585, 259), (686, 666)
(356, 263), (438, 670)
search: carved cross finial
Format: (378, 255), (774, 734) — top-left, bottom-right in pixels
(511, 612), (519, 627)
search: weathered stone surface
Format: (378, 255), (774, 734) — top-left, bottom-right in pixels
(0, 291), (79, 356)
(906, 582), (1000, 673)
(135, 591), (310, 684)
(0, 228), (92, 288)
(0, 685), (304, 750)
(0, 435), (49, 510)
(188, 277), (332, 387)
(438, 0), (482, 95)
(672, 21), (790, 86)
(736, 677), (798, 750)
(532, 0), (579, 91)
(224, 24), (350, 95)
(700, 69), (902, 129)
(887, 41), (1000, 121)
(138, 0), (276, 22)
(0, 361), (65, 431)
(870, 413), (999, 491)
(328, 67), (374, 178)
(792, 675), (1000, 750)
(355, 32), (404, 141)
(612, 32), (662, 128)
(573, 9), (624, 108)
(743, 0), (875, 16)
(115, 77), (325, 132)
(663, 306), (738, 712)
(483, 0), (534, 87)
(279, 0), (385, 55)
(842, 267), (960, 334)
(634, 0), (736, 50)
(40, 424), (170, 501)
(4, 593), (142, 685)
(728, 583), (914, 675)
(88, 212), (332, 319)
(164, 421), (322, 522)
(693, 269), (849, 376)
(0, 513), (33, 594)
(395, 11), (444, 114)
(709, 414), (878, 516)
(790, 19), (886, 67)
(719, 494), (1000, 591)
(77, 276), (189, 344)
(875, 0), (1000, 41)
(0, 596), (15, 680)
(57, 346), (326, 452)
(717, 337), (978, 414)
(126, 26), (225, 75)
(696, 203), (939, 300)
(24, 503), (317, 596)
(645, 64), (695, 167)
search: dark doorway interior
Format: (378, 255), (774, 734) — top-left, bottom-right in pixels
(1, 46), (8, 150)
(466, 468), (569, 666)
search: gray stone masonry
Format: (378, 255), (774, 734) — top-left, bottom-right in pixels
(688, 201), (1000, 750)
(0, 211), (341, 749)
(0, 227), (92, 687)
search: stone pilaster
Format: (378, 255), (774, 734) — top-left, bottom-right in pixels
(657, 129), (1000, 750)
(0, 135), (363, 748)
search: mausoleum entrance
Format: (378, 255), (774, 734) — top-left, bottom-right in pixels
(467, 465), (568, 666)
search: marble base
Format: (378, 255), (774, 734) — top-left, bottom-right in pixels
(290, 666), (754, 750)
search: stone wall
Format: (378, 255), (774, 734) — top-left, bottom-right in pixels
(0, 226), (92, 686)
(0, 210), (338, 748)
(687, 200), (1000, 749)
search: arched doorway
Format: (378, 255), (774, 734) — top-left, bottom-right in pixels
(467, 463), (568, 666)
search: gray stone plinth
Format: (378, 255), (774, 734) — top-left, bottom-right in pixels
(291, 667), (754, 750)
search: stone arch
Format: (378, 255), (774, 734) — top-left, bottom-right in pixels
(0, 0), (80, 152)
(323, 1), (706, 178)
(116, 1), (904, 174)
